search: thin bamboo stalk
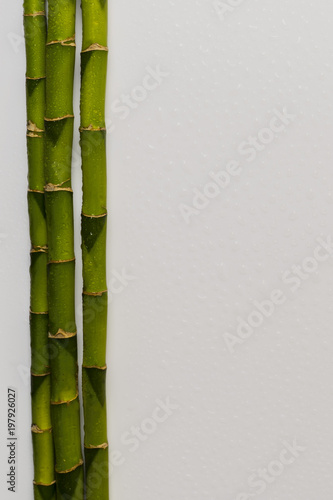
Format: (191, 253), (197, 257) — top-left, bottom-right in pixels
(24, 1), (56, 499)
(80, 1), (109, 498)
(45, 1), (84, 498)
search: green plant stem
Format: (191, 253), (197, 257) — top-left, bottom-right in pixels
(24, 1), (56, 499)
(80, 1), (109, 498)
(45, 1), (83, 498)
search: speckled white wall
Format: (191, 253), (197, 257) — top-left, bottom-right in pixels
(0, 0), (333, 499)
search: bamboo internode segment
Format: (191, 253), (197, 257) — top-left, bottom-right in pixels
(45, 1), (83, 498)
(80, 0), (109, 497)
(24, 0), (56, 499)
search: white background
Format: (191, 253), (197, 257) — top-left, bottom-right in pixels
(1, 0), (333, 498)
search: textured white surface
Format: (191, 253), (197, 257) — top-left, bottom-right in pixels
(1, 0), (333, 498)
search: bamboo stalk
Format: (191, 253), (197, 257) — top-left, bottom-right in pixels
(24, 1), (56, 499)
(45, 1), (84, 498)
(80, 1), (109, 498)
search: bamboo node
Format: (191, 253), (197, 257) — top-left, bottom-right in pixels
(51, 393), (79, 406)
(48, 329), (77, 339)
(83, 289), (108, 297)
(83, 365), (107, 371)
(27, 120), (44, 133)
(28, 189), (44, 194)
(82, 212), (107, 218)
(44, 185), (73, 193)
(24, 11), (46, 17)
(27, 132), (42, 138)
(82, 43), (109, 53)
(44, 178), (73, 193)
(48, 257), (76, 264)
(47, 36), (76, 47)
(26, 75), (46, 80)
(44, 114), (74, 122)
(79, 125), (107, 132)
(31, 371), (51, 377)
(56, 459), (83, 474)
(33, 480), (57, 486)
(31, 245), (48, 254)
(84, 442), (109, 450)
(30, 309), (48, 315)
(31, 425), (52, 434)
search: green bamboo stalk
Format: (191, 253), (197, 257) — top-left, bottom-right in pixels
(45, 1), (84, 499)
(80, 1), (109, 498)
(24, 2), (56, 499)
